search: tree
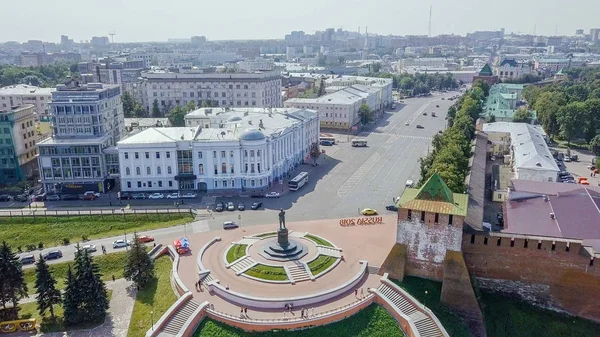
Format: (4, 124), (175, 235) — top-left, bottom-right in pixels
(370, 63), (381, 73)
(472, 79), (490, 96)
(201, 100), (215, 108)
(184, 100), (196, 112)
(487, 114), (496, 123)
(358, 103), (373, 125)
(20, 75), (42, 86)
(0, 241), (28, 320)
(309, 142), (321, 165)
(534, 91), (566, 137)
(167, 105), (186, 127)
(124, 233), (155, 289)
(590, 135), (600, 156)
(121, 91), (137, 118)
(35, 254), (61, 319)
(584, 99), (600, 142)
(62, 266), (81, 326)
(151, 99), (161, 118)
(557, 101), (586, 146)
(512, 107), (534, 124)
(317, 78), (326, 97)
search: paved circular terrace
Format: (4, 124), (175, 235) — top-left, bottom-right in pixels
(175, 216), (398, 318)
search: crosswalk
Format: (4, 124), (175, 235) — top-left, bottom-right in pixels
(337, 152), (381, 198)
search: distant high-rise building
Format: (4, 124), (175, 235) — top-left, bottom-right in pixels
(91, 36), (110, 48)
(191, 36), (207, 46)
(576, 29), (584, 35)
(590, 28), (600, 43)
(0, 105), (38, 183)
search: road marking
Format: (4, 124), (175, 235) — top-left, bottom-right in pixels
(366, 133), (433, 140)
(366, 139), (415, 185)
(337, 152), (382, 198)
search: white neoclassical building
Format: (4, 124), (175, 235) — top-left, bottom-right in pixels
(117, 108), (319, 193)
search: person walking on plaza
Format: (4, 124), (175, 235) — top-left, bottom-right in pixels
(355, 289), (358, 297)
(361, 288), (364, 298)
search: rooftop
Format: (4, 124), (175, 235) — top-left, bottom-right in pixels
(38, 134), (111, 146)
(124, 118), (170, 128)
(479, 63), (494, 76)
(398, 173), (468, 217)
(0, 84), (54, 96)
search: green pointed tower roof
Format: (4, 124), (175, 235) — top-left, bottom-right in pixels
(479, 63), (493, 76)
(415, 173), (455, 203)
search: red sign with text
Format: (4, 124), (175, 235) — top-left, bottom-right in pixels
(339, 217), (384, 227)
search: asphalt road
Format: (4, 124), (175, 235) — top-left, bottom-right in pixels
(10, 91), (457, 265)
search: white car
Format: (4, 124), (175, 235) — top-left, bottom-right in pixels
(112, 240), (131, 249)
(180, 192), (197, 199)
(83, 191), (101, 198)
(265, 192), (280, 198)
(223, 221), (239, 229)
(82, 244), (97, 252)
(226, 202), (235, 211)
(405, 121), (410, 126)
(405, 180), (414, 188)
(148, 193), (164, 199)
(166, 193), (179, 199)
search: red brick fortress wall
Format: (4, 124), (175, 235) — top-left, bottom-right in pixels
(462, 233), (600, 322)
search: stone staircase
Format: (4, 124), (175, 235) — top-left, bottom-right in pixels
(157, 300), (200, 336)
(230, 256), (257, 274)
(377, 284), (444, 337)
(286, 264), (311, 283)
(200, 273), (215, 286)
(317, 246), (342, 258)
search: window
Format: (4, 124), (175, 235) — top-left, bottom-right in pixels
(448, 215), (453, 225)
(470, 235), (475, 244)
(421, 211), (425, 221)
(434, 213), (439, 223)
(158, 181), (163, 187)
(146, 167), (151, 175)
(251, 164), (255, 173)
(127, 182), (131, 188)
(167, 166), (172, 174)
(198, 151), (203, 159)
(214, 181), (218, 188)
(126, 167), (130, 175)
(250, 150), (254, 157)
(223, 180), (228, 188)
(199, 164), (204, 175)
(244, 150), (248, 157)
(136, 167), (141, 175)
(124, 152), (129, 159)
(230, 164), (235, 174)
(221, 151), (226, 158)
(156, 152), (160, 159)
(257, 150), (261, 157)
(257, 163), (261, 172)
(145, 152), (149, 159)
(483, 237), (488, 245)
(497, 238), (502, 246)
(230, 151), (234, 158)
(245, 163), (248, 173)
(213, 151), (217, 158)
(135, 152), (139, 159)
(214, 165), (218, 174)
(166, 152), (171, 158)
(148, 181), (152, 188)
(168, 181), (173, 187)
(221, 162), (227, 174)
(157, 166), (162, 174)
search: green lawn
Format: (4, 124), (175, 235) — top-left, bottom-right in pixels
(1, 213), (193, 249)
(127, 256), (177, 337)
(307, 255), (338, 276)
(391, 276), (473, 337)
(225, 244), (247, 264)
(304, 234), (333, 247)
(193, 303), (404, 337)
(19, 290), (112, 332)
(245, 264), (288, 281)
(253, 232), (276, 238)
(479, 291), (600, 337)
(23, 251), (127, 295)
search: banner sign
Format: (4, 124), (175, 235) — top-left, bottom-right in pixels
(339, 217), (384, 227)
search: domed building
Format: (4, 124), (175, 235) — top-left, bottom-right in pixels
(117, 107), (319, 194)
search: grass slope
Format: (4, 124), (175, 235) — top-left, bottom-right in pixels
(480, 291), (600, 337)
(245, 264), (288, 281)
(193, 304), (404, 337)
(1, 213), (193, 248)
(391, 276), (473, 337)
(307, 255), (337, 276)
(225, 244), (247, 264)
(304, 234), (333, 247)
(127, 256), (177, 337)
(23, 251), (127, 295)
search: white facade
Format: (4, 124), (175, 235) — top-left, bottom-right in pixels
(534, 58), (585, 73)
(237, 59), (275, 72)
(494, 59), (532, 80)
(0, 84), (54, 116)
(118, 108), (319, 193)
(136, 70), (282, 111)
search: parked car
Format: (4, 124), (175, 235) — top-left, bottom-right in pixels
(223, 221), (239, 229)
(148, 193), (164, 199)
(405, 121), (410, 126)
(84, 191), (101, 198)
(166, 193), (180, 199)
(82, 244), (97, 252)
(20, 255), (35, 265)
(251, 201), (263, 210)
(118, 192), (133, 200)
(564, 157), (571, 162)
(431, 112), (436, 117)
(497, 213), (504, 226)
(227, 202), (235, 211)
(180, 192), (197, 199)
(0, 194), (12, 202)
(265, 192), (280, 198)
(13, 194), (28, 202)
(385, 205), (399, 211)
(405, 180), (414, 188)
(215, 203), (224, 212)
(32, 193), (46, 201)
(43, 250), (63, 260)
(138, 235), (155, 243)
(320, 140), (334, 146)
(45, 194), (61, 201)
(416, 125), (424, 129)
(422, 112), (427, 116)
(81, 193), (97, 201)
(62, 194), (79, 201)
(250, 193), (264, 198)
(436, 104), (439, 108)
(132, 193), (147, 200)
(112, 240), (130, 249)
(361, 208), (378, 216)
(238, 202), (245, 211)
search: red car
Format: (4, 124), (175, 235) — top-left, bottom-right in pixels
(138, 235), (155, 243)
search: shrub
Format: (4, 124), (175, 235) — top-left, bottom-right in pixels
(38, 242), (44, 249)
(62, 238), (70, 245)
(26, 244), (36, 251)
(81, 235), (89, 241)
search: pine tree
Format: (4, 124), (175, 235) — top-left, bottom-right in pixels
(62, 265), (81, 326)
(317, 78), (326, 97)
(0, 241), (28, 320)
(34, 255), (61, 319)
(74, 248), (109, 323)
(124, 233), (155, 289)
(151, 99), (161, 118)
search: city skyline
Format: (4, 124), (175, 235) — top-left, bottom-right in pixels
(1, 0), (599, 43)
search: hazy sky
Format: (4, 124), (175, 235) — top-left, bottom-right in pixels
(2, 0), (599, 43)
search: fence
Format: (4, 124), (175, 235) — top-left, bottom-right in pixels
(0, 207), (193, 220)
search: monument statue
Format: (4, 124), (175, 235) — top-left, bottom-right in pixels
(278, 209), (286, 229)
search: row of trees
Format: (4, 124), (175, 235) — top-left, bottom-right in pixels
(0, 64), (78, 87)
(418, 80), (488, 192)
(366, 72), (460, 96)
(0, 234), (155, 328)
(522, 67), (600, 148)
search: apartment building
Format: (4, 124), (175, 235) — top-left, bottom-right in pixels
(135, 70), (282, 112)
(494, 59), (532, 80)
(0, 84), (54, 116)
(0, 105), (38, 183)
(534, 58), (585, 73)
(118, 108), (319, 193)
(37, 82), (124, 193)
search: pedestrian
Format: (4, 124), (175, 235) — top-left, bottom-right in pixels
(311, 307), (315, 316)
(153, 242), (156, 247)
(283, 310), (286, 319)
(112, 275), (115, 282)
(361, 288), (364, 298)
(244, 307), (248, 315)
(301, 308), (304, 318)
(240, 307), (244, 317)
(355, 289), (358, 297)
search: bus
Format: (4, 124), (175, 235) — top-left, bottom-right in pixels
(288, 172), (309, 191)
(352, 139), (368, 147)
(319, 136), (336, 145)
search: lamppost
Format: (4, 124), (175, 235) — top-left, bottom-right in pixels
(150, 310), (154, 331)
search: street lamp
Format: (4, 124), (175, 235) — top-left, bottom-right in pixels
(150, 310), (154, 331)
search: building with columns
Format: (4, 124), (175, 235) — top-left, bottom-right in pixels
(117, 108), (319, 193)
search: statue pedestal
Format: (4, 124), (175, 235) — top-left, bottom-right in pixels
(277, 228), (290, 248)
(260, 227), (307, 261)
